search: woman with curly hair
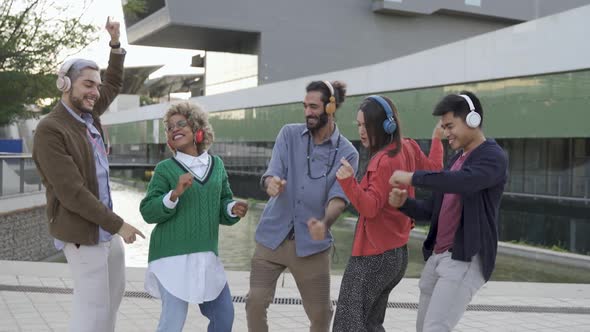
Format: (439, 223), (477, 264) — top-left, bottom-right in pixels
(140, 102), (248, 332)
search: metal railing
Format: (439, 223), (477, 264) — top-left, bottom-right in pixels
(504, 174), (590, 204)
(102, 147), (590, 204)
(0, 154), (43, 197)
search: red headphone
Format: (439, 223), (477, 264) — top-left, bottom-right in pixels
(195, 129), (204, 143)
(167, 129), (204, 152)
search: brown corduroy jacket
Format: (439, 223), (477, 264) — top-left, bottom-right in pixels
(33, 51), (126, 245)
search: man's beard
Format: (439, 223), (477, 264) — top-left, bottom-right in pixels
(306, 111), (329, 133)
(69, 91), (93, 114)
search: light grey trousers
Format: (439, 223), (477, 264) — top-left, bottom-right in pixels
(63, 235), (125, 332)
(416, 251), (486, 332)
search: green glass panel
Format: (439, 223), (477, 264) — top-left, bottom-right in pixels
(106, 120), (152, 144)
(107, 70), (590, 143)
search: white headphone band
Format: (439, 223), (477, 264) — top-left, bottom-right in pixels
(458, 94), (475, 111)
(323, 80), (335, 98)
(57, 59), (80, 78)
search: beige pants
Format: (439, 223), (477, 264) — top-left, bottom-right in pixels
(63, 235), (125, 332)
(246, 240), (333, 332)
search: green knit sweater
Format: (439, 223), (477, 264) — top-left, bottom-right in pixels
(139, 156), (240, 263)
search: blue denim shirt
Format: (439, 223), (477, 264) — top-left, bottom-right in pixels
(54, 101), (113, 250)
(255, 124), (359, 257)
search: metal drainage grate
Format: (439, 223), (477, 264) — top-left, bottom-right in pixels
(387, 302), (419, 310)
(2, 284), (589, 315)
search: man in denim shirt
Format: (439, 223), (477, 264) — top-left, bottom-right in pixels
(246, 80), (359, 332)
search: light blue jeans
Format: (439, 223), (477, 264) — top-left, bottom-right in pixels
(157, 280), (234, 332)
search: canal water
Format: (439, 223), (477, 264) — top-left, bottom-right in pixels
(111, 183), (590, 283)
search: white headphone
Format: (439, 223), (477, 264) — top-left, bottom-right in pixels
(56, 58), (81, 92)
(458, 94), (481, 128)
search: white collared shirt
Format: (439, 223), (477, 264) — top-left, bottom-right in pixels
(144, 151), (234, 303)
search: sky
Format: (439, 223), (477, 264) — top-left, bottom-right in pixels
(60, 0), (203, 79)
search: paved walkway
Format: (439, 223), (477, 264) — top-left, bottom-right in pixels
(1, 260), (590, 331)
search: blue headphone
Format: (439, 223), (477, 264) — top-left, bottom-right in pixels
(366, 95), (397, 135)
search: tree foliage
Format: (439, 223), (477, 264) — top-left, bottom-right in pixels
(0, 0), (98, 125)
(122, 0), (147, 23)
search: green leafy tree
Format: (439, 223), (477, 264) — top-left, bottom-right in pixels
(0, 0), (98, 125)
(122, 0), (147, 24)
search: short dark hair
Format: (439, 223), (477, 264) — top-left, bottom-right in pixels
(432, 90), (484, 127)
(305, 80), (347, 110)
(359, 95), (402, 157)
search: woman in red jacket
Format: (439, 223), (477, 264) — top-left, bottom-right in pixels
(332, 95), (443, 331)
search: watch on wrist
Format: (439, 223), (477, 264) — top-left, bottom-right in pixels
(109, 41), (121, 49)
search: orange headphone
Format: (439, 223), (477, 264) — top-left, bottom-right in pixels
(323, 80), (337, 115)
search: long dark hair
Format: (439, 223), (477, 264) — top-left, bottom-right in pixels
(359, 95), (402, 157)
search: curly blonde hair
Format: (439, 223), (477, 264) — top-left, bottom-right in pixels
(164, 101), (214, 153)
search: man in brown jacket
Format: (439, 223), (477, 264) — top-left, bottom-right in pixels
(33, 17), (144, 332)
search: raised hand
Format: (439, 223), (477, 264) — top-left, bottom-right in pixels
(117, 222), (145, 244)
(336, 158), (354, 180)
(105, 16), (120, 44)
(388, 188), (408, 208)
(232, 200), (249, 218)
(432, 119), (444, 140)
(307, 217), (326, 241)
(170, 173), (193, 201)
(266, 176), (287, 197)
(389, 170), (413, 187)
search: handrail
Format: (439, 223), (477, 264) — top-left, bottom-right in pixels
(504, 191), (590, 204)
(0, 155), (43, 197)
(0, 153), (33, 159)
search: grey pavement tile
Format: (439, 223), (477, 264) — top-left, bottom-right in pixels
(38, 277), (67, 288)
(18, 319), (49, 330)
(126, 281), (145, 291)
(41, 315), (68, 325)
(61, 279), (74, 288)
(119, 307), (148, 315)
(12, 313), (43, 322)
(480, 327), (524, 332)
(35, 305), (67, 314)
(121, 313), (154, 322)
(48, 324), (69, 331)
(133, 323), (159, 331)
(2, 264), (590, 331)
(19, 328), (51, 332)
(15, 277), (43, 287)
(0, 320), (19, 332)
(0, 276), (18, 285)
(1, 294), (30, 304)
(6, 303), (36, 311)
(115, 323), (144, 332)
(8, 308), (38, 316)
